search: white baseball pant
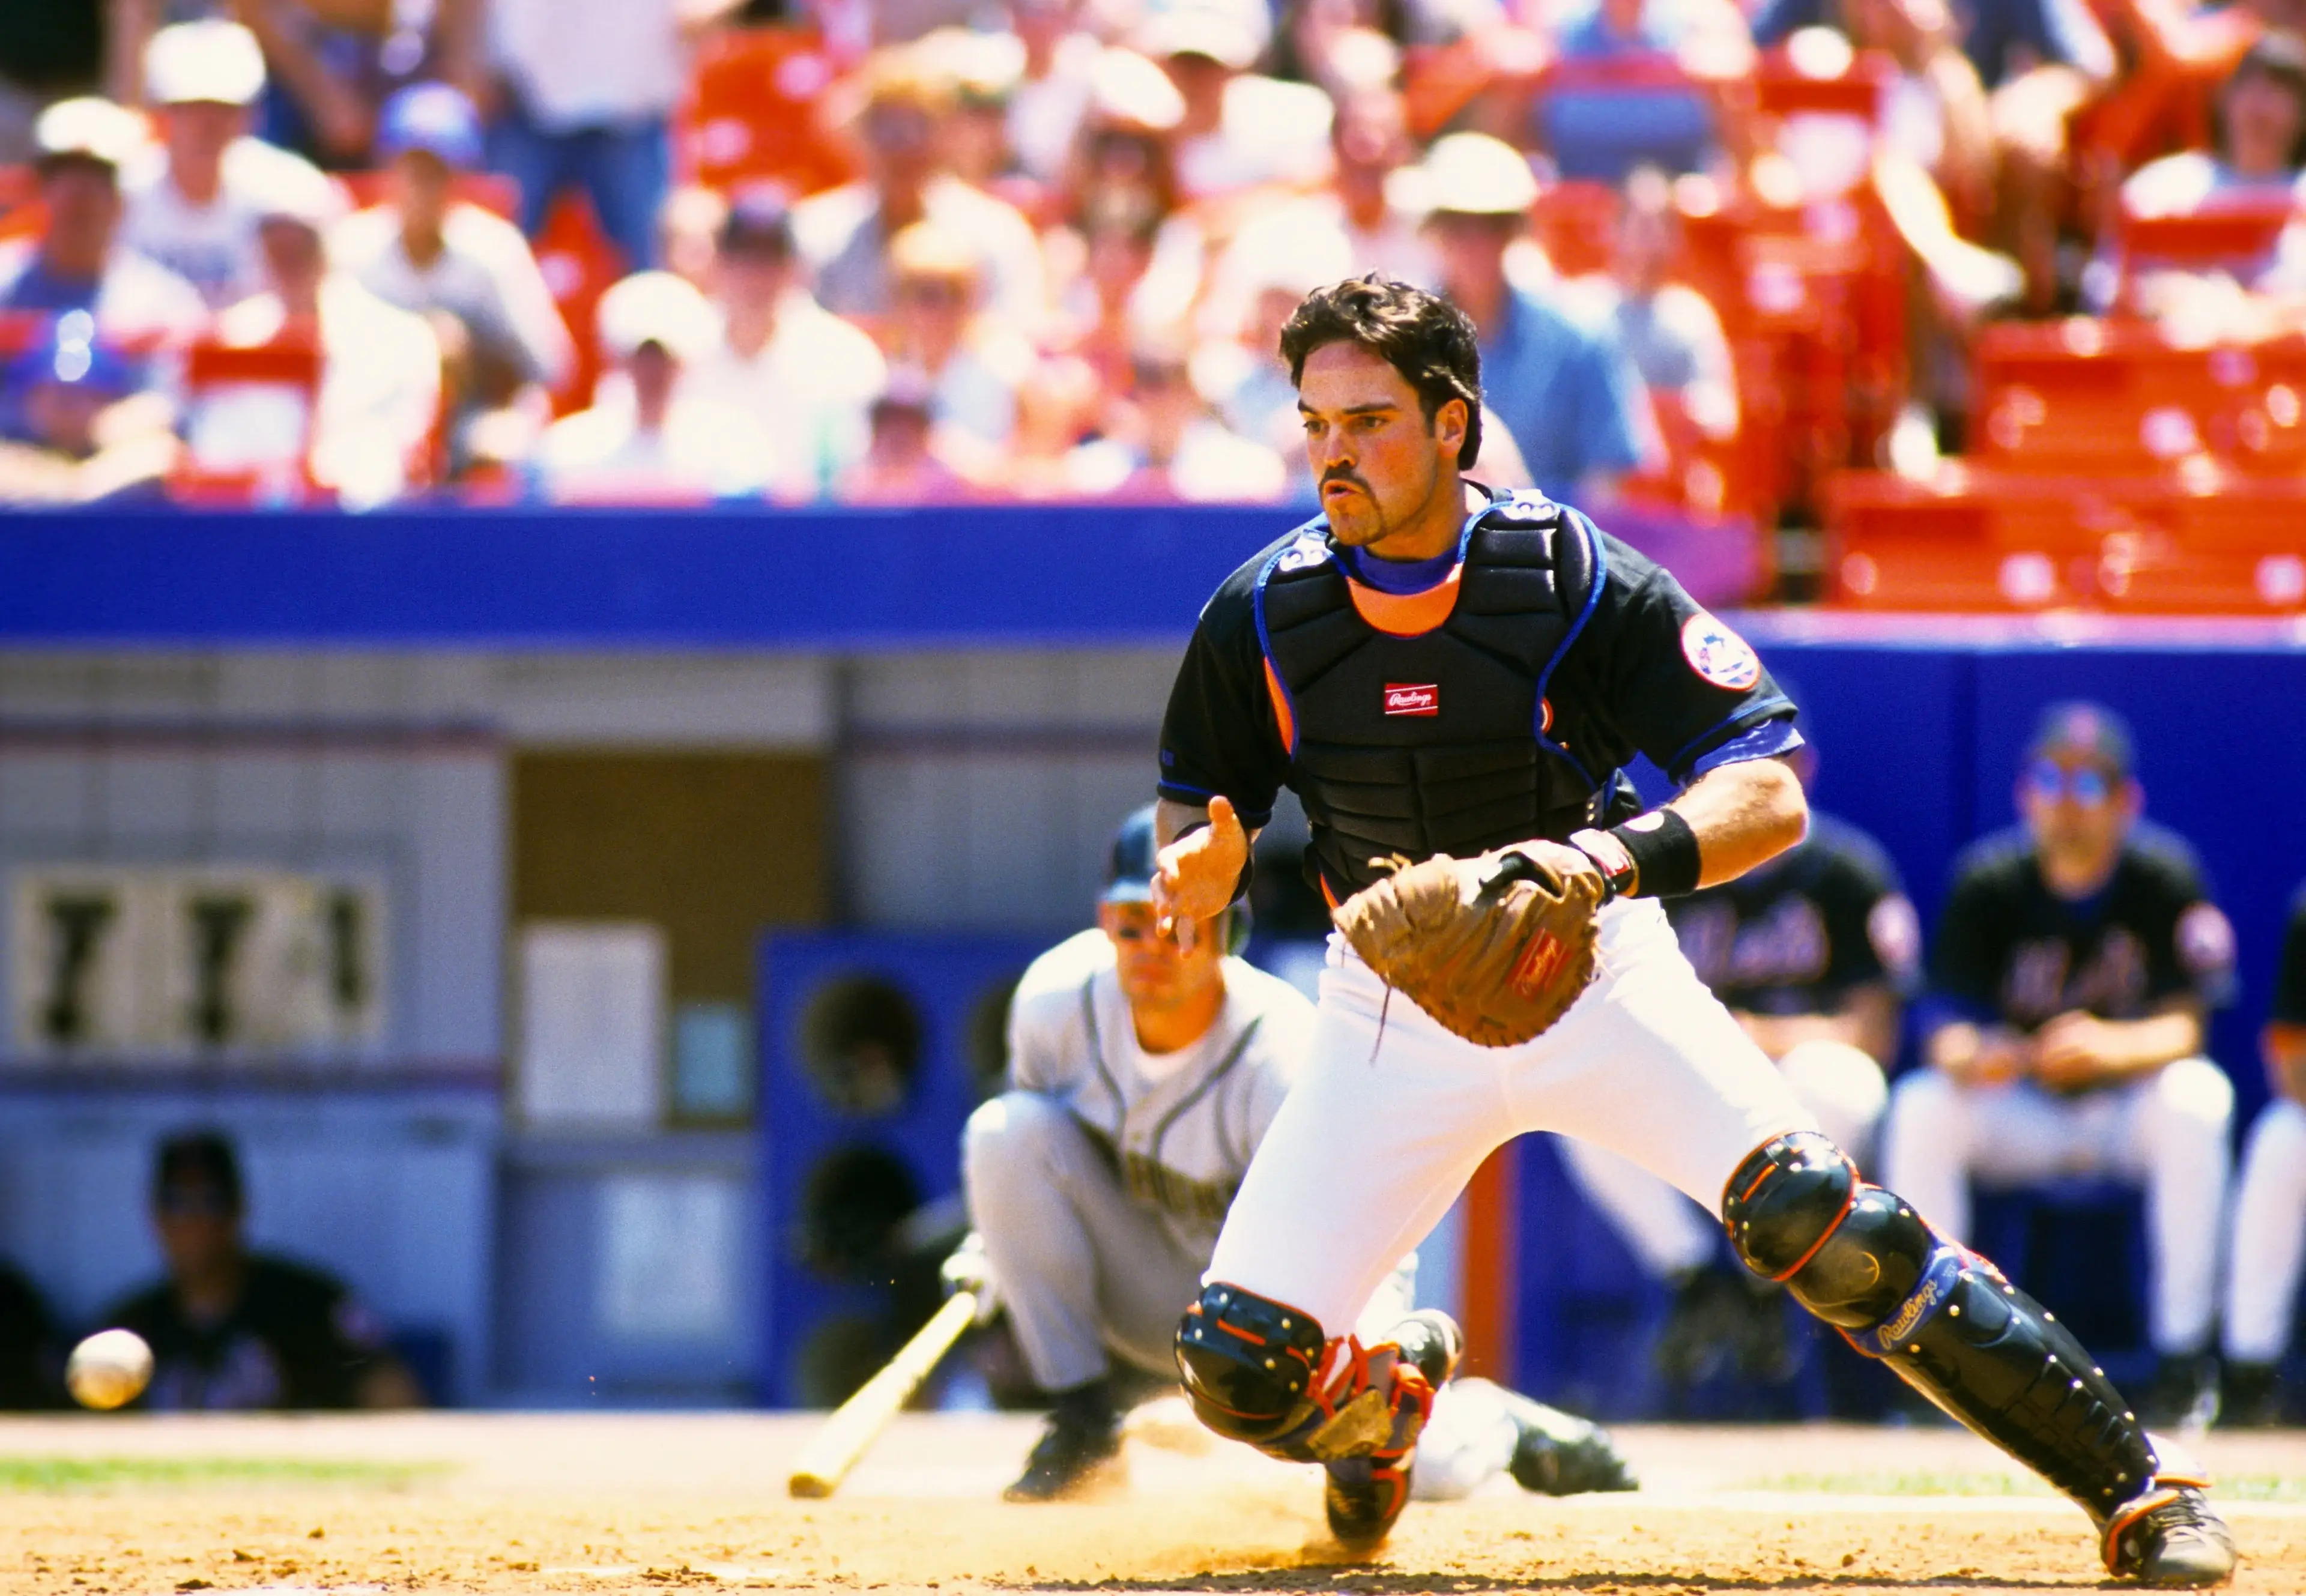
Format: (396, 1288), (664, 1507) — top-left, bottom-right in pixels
(1559, 1037), (1890, 1280)
(1203, 899), (1818, 1338)
(2223, 1097), (2306, 1364)
(1880, 1057), (2233, 1355)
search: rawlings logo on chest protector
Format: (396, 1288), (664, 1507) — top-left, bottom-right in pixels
(1383, 683), (1439, 716)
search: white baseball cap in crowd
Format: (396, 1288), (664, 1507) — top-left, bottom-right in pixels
(33, 97), (150, 171)
(595, 270), (718, 362)
(255, 168), (351, 235)
(145, 19), (268, 108)
(1394, 131), (1541, 217)
(1134, 2), (1265, 70)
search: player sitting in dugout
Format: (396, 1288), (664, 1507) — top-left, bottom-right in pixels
(1149, 275), (2233, 1586)
(93, 1131), (425, 1411)
(1882, 704), (2237, 1431)
(2218, 878), (2306, 1425)
(958, 805), (1635, 1512)
(1552, 731), (1917, 1399)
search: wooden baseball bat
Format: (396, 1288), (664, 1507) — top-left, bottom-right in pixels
(786, 1289), (979, 1498)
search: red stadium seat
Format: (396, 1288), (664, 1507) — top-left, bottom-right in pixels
(1530, 181), (1621, 279)
(2105, 193), (2298, 310)
(530, 194), (624, 414)
(678, 26), (859, 198)
(1824, 464), (2306, 613)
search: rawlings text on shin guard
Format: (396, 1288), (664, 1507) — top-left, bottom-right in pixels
(1722, 1132), (2164, 1525)
(1175, 1284), (1436, 1465)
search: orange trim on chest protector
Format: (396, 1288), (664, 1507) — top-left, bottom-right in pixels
(1344, 564), (1464, 636)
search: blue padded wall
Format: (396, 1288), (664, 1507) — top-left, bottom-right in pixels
(757, 929), (1049, 1408)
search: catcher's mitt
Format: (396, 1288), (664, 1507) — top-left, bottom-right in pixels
(1333, 845), (1606, 1047)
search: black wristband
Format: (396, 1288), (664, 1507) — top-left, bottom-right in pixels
(1612, 808), (1702, 899)
(1170, 819), (1255, 904)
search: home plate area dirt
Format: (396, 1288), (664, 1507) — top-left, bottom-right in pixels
(0, 1413), (2298, 1594)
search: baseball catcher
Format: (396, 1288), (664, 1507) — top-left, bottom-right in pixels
(1151, 276), (2235, 1586)
(961, 805), (1633, 1513)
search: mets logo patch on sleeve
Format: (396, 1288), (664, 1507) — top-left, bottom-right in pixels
(1680, 612), (1762, 691)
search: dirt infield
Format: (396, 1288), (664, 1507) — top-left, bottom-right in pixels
(0, 1412), (2298, 1595)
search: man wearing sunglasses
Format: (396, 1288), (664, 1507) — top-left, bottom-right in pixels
(93, 1131), (424, 1410)
(1883, 702), (2238, 1430)
(961, 806), (1631, 1508)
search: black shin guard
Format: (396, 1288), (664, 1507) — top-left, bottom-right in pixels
(1724, 1134), (2161, 1521)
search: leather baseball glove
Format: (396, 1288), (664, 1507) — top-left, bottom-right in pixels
(1332, 843), (1607, 1047)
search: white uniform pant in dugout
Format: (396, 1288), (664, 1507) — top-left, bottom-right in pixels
(1559, 1037), (1889, 1280)
(2224, 1098), (2306, 1362)
(1880, 1057), (2233, 1355)
(1204, 899), (1818, 1338)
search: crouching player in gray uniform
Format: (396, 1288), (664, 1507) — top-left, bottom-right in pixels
(963, 805), (1633, 1508)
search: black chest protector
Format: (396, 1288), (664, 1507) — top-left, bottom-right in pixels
(1254, 494), (1617, 899)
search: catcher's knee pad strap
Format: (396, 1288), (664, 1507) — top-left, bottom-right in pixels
(1174, 1283), (1326, 1446)
(1722, 1132), (1928, 1326)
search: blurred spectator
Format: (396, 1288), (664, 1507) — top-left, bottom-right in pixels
(2123, 32), (2306, 211)
(1194, 230), (1351, 478)
(1006, 0), (1104, 186)
(119, 20), (339, 310)
(98, 1130), (425, 1410)
(1758, 0), (2117, 311)
(1205, 86), (1439, 336)
(916, 26), (1027, 189)
(331, 82), (572, 468)
(0, 1260), (60, 1410)
(1137, 2), (1334, 203)
(838, 369), (977, 502)
(882, 220), (1032, 476)
(216, 177), (441, 507)
(0, 0), (102, 163)
(1067, 338), (1289, 500)
(1415, 133), (1653, 504)
(0, 312), (177, 504)
(1597, 166), (1737, 440)
(1005, 351), (1104, 495)
(658, 183), (729, 293)
(535, 268), (775, 503)
(678, 189), (885, 501)
(229, 0), (474, 168)
(1048, 47), (1206, 336)
(794, 48), (1048, 328)
(1047, 190), (1169, 397)
(1540, 0), (1754, 181)
(483, 0), (743, 270)
(0, 98), (207, 342)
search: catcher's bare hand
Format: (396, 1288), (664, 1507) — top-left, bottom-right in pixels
(1154, 795), (1247, 950)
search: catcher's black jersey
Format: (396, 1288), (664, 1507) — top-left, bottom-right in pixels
(1157, 492), (1799, 880)
(2272, 886), (2306, 1026)
(1665, 812), (1920, 1016)
(1929, 823), (2237, 1032)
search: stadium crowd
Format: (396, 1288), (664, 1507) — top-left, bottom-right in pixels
(1, 0), (2304, 512)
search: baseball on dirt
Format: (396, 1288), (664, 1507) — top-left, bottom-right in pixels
(65, 1328), (153, 1411)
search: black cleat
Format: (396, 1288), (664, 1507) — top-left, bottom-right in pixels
(1003, 1403), (1124, 1502)
(1492, 1385), (1638, 1496)
(2102, 1485), (2238, 1588)
(1322, 1311), (1462, 1549)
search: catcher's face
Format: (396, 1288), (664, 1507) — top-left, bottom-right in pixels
(1297, 341), (1466, 551)
(1100, 901), (1226, 1015)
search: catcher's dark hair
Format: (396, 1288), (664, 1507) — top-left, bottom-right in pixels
(1279, 275), (1483, 468)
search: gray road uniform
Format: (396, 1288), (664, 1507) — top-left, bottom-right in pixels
(964, 929), (1310, 1392)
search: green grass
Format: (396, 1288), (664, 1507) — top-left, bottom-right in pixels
(1740, 1471), (2306, 1503)
(0, 1455), (447, 1492)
